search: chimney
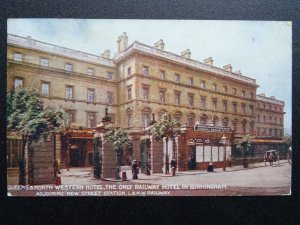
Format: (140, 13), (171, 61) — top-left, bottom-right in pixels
(223, 64), (232, 72)
(154, 39), (165, 50)
(181, 49), (191, 59)
(117, 32), (128, 53)
(235, 70), (242, 75)
(203, 57), (213, 66)
(101, 50), (111, 59)
(258, 93), (266, 97)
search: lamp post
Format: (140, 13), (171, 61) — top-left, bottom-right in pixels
(222, 134), (226, 171)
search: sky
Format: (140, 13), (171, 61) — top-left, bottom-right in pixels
(7, 19), (292, 133)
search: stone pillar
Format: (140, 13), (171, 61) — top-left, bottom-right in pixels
(131, 133), (142, 162)
(28, 136), (55, 185)
(151, 138), (163, 173)
(55, 133), (62, 166)
(177, 134), (187, 171)
(101, 141), (116, 179)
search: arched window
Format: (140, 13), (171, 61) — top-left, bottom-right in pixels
(200, 114), (208, 124)
(142, 107), (152, 128)
(212, 116), (219, 126)
(187, 113), (195, 127)
(158, 109), (167, 119)
(222, 117), (229, 127)
(232, 118), (238, 132)
(242, 119), (247, 134)
(173, 111), (182, 123)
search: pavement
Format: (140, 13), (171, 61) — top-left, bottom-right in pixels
(7, 160), (291, 196)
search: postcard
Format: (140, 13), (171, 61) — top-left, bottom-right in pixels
(6, 19), (292, 196)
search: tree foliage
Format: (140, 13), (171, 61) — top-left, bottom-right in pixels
(151, 112), (182, 141)
(7, 87), (66, 140)
(104, 124), (132, 152)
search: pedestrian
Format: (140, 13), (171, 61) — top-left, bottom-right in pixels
(171, 159), (177, 176)
(269, 152), (274, 166)
(55, 168), (61, 185)
(227, 155), (232, 167)
(132, 160), (138, 179)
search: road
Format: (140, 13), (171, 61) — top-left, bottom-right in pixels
(7, 161), (291, 196)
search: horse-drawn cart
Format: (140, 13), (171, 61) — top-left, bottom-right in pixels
(264, 150), (279, 166)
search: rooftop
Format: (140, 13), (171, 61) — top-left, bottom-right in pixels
(114, 41), (258, 86)
(7, 34), (115, 68)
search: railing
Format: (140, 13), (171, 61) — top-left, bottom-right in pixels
(115, 41), (257, 85)
(8, 34), (115, 68)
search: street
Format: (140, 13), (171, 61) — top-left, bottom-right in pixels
(8, 160), (291, 196)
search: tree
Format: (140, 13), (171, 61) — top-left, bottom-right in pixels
(240, 134), (253, 168)
(7, 87), (66, 184)
(104, 124), (132, 179)
(151, 112), (182, 174)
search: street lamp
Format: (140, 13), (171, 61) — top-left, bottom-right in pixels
(222, 134), (226, 171)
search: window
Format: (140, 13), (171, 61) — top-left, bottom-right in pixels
(107, 91), (114, 105)
(242, 104), (246, 115)
(269, 116), (272, 123)
(65, 63), (73, 72)
(187, 114), (195, 127)
(222, 100), (227, 112)
(212, 98), (218, 111)
(280, 129), (283, 137)
(275, 106), (277, 111)
(127, 113), (132, 128)
(263, 104), (266, 109)
(87, 112), (96, 128)
(13, 53), (23, 61)
(175, 92), (181, 105)
(232, 88), (237, 95)
(127, 67), (132, 76)
(142, 87), (149, 100)
(107, 72), (113, 80)
(188, 94), (194, 107)
(250, 122), (254, 134)
(65, 86), (73, 99)
(274, 129), (278, 137)
(241, 90), (246, 97)
(257, 127), (261, 136)
(41, 82), (50, 96)
(87, 68), (94, 76)
(223, 86), (227, 93)
(280, 118), (283, 124)
(263, 116), (266, 123)
(200, 96), (206, 109)
(275, 117), (278, 124)
(160, 70), (165, 79)
(175, 74), (180, 83)
(200, 80), (206, 89)
(174, 113), (181, 123)
(263, 128), (267, 135)
(242, 121), (247, 134)
(232, 102), (237, 114)
(127, 86), (132, 100)
(269, 105), (272, 110)
(40, 58), (49, 67)
(188, 77), (193, 86)
(250, 105), (254, 116)
(269, 128), (273, 136)
(159, 89), (165, 103)
(142, 66), (149, 76)
(143, 113), (151, 128)
(212, 83), (217, 91)
(250, 92), (254, 99)
(7, 139), (23, 168)
(223, 118), (229, 127)
(87, 89), (95, 102)
(13, 78), (23, 90)
(257, 115), (260, 123)
(65, 110), (76, 127)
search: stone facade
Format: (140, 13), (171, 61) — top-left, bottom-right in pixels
(7, 33), (285, 174)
